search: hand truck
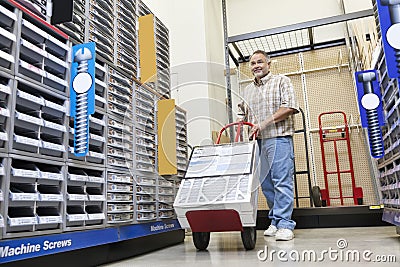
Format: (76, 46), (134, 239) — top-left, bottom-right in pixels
(312, 111), (363, 206)
(174, 121), (259, 250)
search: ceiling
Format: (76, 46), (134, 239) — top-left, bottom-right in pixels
(227, 10), (374, 65)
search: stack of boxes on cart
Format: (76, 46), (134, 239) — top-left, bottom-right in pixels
(0, 0), (188, 240)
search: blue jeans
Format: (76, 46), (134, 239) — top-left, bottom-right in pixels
(258, 136), (296, 230)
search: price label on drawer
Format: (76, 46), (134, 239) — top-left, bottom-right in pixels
(87, 213), (105, 220)
(89, 116), (105, 126)
(90, 133), (105, 142)
(67, 214), (87, 222)
(40, 171), (63, 180)
(21, 39), (46, 57)
(0, 107), (10, 117)
(10, 193), (39, 201)
(68, 174), (87, 181)
(8, 216), (37, 226)
(68, 194), (88, 201)
(44, 99), (66, 112)
(88, 194), (105, 201)
(88, 176), (104, 183)
(43, 120), (67, 132)
(46, 72), (68, 87)
(0, 84), (11, 94)
(0, 132), (8, 141)
(42, 141), (66, 152)
(89, 151), (105, 159)
(37, 215), (63, 224)
(15, 112), (43, 126)
(20, 60), (44, 75)
(40, 194), (63, 202)
(12, 168), (40, 178)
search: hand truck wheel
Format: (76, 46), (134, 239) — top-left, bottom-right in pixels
(192, 232), (210, 250)
(241, 226), (257, 250)
(311, 186), (322, 207)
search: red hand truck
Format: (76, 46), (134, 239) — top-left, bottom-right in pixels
(174, 121), (259, 251)
(312, 111), (363, 207)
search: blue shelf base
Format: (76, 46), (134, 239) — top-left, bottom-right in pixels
(0, 219), (183, 265)
(382, 208), (400, 227)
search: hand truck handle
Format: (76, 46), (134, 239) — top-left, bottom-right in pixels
(215, 121), (257, 144)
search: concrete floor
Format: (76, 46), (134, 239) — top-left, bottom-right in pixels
(101, 226), (400, 267)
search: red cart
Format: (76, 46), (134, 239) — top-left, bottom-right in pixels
(312, 111), (363, 207)
(174, 121), (259, 250)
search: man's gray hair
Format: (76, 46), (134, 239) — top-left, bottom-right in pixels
(250, 50), (271, 63)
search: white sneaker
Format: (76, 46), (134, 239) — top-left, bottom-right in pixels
(275, 228), (294, 241)
(263, 225), (278, 236)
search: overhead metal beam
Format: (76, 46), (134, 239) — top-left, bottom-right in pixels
(228, 9), (373, 43)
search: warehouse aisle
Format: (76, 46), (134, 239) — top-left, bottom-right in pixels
(101, 226), (399, 266)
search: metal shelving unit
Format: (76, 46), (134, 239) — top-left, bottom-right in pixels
(138, 1), (170, 99)
(372, 0), (400, 231)
(0, 72), (12, 154)
(0, 0), (187, 265)
(134, 83), (158, 222)
(4, 155), (65, 238)
(0, 2), (17, 76)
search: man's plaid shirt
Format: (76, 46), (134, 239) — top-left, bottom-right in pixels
(240, 72), (299, 139)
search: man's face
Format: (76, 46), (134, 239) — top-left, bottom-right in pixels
(250, 53), (270, 79)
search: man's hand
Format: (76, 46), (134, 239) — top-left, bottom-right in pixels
(250, 123), (260, 137)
